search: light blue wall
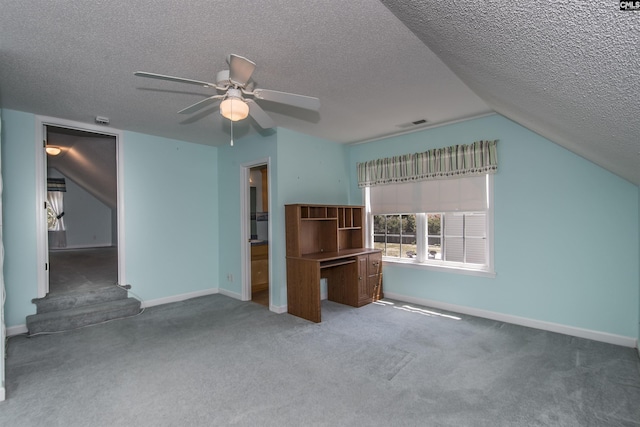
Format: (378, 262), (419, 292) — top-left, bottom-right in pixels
(48, 169), (113, 248)
(275, 128), (350, 305)
(349, 114), (640, 339)
(122, 131), (218, 302)
(216, 130), (278, 301)
(276, 128), (350, 205)
(1, 110), (39, 326)
(0, 111), (219, 327)
(216, 128), (350, 308)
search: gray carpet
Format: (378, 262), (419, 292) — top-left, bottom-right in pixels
(3, 294), (640, 426)
(48, 247), (118, 294)
(28, 247), (138, 334)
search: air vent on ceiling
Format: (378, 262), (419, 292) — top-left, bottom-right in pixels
(396, 119), (428, 129)
(95, 116), (110, 125)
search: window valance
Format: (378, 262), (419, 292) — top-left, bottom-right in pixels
(357, 140), (498, 188)
(47, 178), (66, 192)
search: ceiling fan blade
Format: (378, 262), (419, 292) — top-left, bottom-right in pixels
(134, 71), (216, 88)
(228, 54), (256, 86)
(253, 89), (320, 111)
(178, 95), (224, 114)
(246, 99), (276, 129)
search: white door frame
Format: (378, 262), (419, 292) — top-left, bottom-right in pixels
(1, 115), (5, 401)
(239, 157), (271, 306)
(35, 115), (126, 298)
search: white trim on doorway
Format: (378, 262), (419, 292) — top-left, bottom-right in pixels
(34, 115), (126, 298)
(240, 158), (272, 307)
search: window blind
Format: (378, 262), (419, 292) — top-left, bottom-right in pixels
(369, 175), (488, 214)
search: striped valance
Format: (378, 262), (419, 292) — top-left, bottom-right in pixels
(357, 140), (498, 188)
(47, 178), (66, 192)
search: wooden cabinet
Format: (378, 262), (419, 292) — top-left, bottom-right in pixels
(285, 204), (382, 322)
(251, 244), (269, 293)
(357, 251), (382, 306)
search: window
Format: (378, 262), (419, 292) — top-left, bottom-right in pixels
(374, 214), (417, 259)
(358, 140), (497, 275)
(366, 175), (494, 275)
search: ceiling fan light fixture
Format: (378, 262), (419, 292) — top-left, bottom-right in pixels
(135, 53), (319, 131)
(45, 146), (61, 156)
(220, 97), (249, 121)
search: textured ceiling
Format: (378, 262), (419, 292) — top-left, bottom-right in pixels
(0, 1), (638, 185)
(380, 1), (640, 185)
(0, 0), (489, 145)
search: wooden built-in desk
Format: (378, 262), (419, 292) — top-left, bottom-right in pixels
(286, 249), (382, 323)
(285, 204), (382, 323)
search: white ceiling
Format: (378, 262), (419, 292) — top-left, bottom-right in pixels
(1, 1), (638, 185)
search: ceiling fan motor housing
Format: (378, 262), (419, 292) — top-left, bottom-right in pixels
(216, 70), (231, 87)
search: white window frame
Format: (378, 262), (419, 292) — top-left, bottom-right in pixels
(365, 175), (495, 278)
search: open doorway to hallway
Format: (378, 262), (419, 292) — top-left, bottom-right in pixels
(248, 164), (269, 307)
(45, 125), (118, 296)
(27, 119), (138, 335)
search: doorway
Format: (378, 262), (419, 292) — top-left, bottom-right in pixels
(241, 159), (271, 308)
(35, 116), (125, 299)
(45, 125), (118, 295)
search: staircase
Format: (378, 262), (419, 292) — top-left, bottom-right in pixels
(27, 284), (141, 334)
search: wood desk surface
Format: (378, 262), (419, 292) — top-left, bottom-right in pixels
(288, 248), (381, 262)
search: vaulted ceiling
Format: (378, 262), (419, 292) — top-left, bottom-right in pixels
(46, 126), (117, 209)
(1, 1), (638, 184)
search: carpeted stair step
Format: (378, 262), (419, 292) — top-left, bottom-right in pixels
(26, 298), (141, 334)
(32, 284), (128, 314)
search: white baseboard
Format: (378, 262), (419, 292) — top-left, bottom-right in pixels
(51, 244), (114, 250)
(383, 292), (638, 348)
(270, 304), (287, 314)
(142, 288), (219, 309)
(217, 287), (242, 300)
(216, 287), (287, 314)
(6, 324), (28, 337)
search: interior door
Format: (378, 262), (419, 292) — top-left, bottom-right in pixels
(240, 159), (271, 307)
(247, 163), (269, 307)
(1, 114), (6, 401)
(43, 124), (50, 295)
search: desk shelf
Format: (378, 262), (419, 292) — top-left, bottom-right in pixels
(286, 204), (364, 257)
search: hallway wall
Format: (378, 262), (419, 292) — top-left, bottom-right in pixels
(48, 169), (113, 248)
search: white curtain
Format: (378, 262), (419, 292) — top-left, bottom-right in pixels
(47, 191), (67, 248)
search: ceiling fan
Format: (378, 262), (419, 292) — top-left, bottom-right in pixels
(134, 54), (320, 131)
